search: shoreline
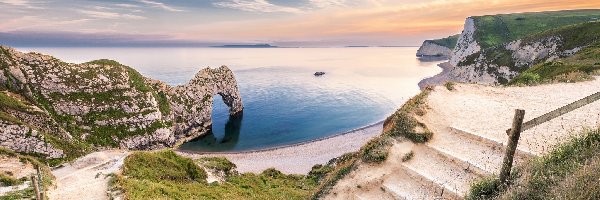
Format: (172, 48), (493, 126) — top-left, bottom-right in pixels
(178, 121), (383, 174)
(418, 61), (454, 89)
(177, 120), (384, 155)
(177, 60), (450, 174)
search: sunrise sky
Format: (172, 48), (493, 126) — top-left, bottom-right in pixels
(1, 0), (600, 47)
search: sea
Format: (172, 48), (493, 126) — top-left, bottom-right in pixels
(17, 47), (443, 152)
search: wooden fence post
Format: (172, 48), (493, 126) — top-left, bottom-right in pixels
(31, 175), (41, 200)
(499, 109), (525, 185)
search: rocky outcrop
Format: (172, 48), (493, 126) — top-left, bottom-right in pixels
(416, 41), (453, 57)
(0, 46), (243, 158)
(450, 18), (481, 67)
(430, 18), (598, 85)
(0, 121), (64, 158)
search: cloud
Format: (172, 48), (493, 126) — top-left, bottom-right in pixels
(115, 3), (141, 8)
(137, 0), (183, 12)
(213, 0), (302, 13)
(79, 10), (146, 20)
(0, 0), (42, 9)
(308, 0), (346, 8)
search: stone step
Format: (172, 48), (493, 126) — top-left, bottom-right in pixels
(449, 127), (535, 158)
(400, 144), (482, 198)
(353, 189), (397, 200)
(382, 168), (452, 200)
(426, 127), (528, 175)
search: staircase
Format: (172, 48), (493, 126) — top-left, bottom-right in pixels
(325, 126), (530, 200)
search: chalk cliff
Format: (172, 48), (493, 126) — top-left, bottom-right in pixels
(416, 41), (453, 57)
(0, 46), (243, 159)
(422, 11), (600, 85)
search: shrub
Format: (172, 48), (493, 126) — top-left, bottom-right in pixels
(466, 176), (501, 200)
(513, 72), (540, 85)
(444, 82), (455, 91)
(401, 151), (414, 162)
(359, 136), (390, 163)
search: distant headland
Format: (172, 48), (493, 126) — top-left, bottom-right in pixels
(211, 44), (278, 48)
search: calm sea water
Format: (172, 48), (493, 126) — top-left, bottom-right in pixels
(18, 47), (443, 152)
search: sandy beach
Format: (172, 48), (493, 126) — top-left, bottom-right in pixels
(178, 122), (383, 174)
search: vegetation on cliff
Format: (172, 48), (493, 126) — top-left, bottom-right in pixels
(472, 9), (600, 49)
(467, 127), (600, 199)
(428, 34), (460, 49)
(510, 27), (600, 85)
(0, 148), (54, 199)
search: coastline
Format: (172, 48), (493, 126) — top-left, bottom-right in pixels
(177, 61), (451, 175)
(418, 61), (454, 89)
(178, 121), (383, 174)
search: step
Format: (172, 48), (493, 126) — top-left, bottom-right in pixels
(449, 127), (536, 158)
(353, 189), (397, 200)
(400, 144), (482, 198)
(426, 127), (529, 175)
(382, 168), (452, 200)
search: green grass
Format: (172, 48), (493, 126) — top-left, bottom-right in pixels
(472, 9), (600, 49)
(117, 151), (318, 200)
(359, 89), (432, 164)
(428, 34), (460, 49)
(466, 127), (600, 199)
(510, 42), (600, 85)
(0, 174), (23, 186)
(0, 92), (31, 112)
(197, 157), (236, 175)
(0, 148), (54, 199)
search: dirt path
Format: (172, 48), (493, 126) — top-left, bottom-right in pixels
(48, 150), (129, 200)
(326, 78), (600, 199)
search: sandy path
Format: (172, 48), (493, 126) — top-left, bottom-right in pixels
(326, 78), (600, 199)
(48, 150), (130, 200)
(178, 122), (383, 174)
(427, 78), (600, 155)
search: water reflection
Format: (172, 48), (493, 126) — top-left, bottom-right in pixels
(189, 113), (243, 152)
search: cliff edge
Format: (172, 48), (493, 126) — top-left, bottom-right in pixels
(0, 46), (243, 160)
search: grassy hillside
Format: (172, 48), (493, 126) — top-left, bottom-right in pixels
(473, 9), (600, 48)
(509, 22), (600, 85)
(467, 128), (600, 199)
(428, 34), (460, 49)
(115, 150), (321, 200)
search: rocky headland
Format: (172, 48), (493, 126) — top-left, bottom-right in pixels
(0, 46), (243, 160)
(420, 10), (600, 86)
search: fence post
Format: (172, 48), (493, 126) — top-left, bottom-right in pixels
(31, 175), (41, 200)
(499, 109), (525, 185)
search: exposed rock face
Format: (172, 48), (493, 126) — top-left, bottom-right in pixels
(0, 121), (64, 158)
(450, 18), (481, 67)
(416, 41), (453, 58)
(0, 46), (243, 158)
(434, 18), (595, 85)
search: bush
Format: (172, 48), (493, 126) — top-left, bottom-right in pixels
(466, 176), (501, 200)
(401, 151), (414, 162)
(513, 72), (540, 85)
(444, 82), (456, 91)
(359, 136), (390, 163)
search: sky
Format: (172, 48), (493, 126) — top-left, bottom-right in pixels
(1, 0), (600, 47)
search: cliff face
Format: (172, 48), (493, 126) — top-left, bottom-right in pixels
(0, 46), (243, 159)
(438, 17), (600, 84)
(416, 41), (452, 57)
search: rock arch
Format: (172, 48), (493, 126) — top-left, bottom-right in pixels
(170, 66), (244, 145)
